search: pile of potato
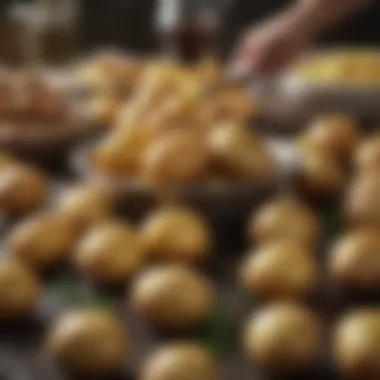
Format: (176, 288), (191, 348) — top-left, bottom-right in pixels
(82, 58), (277, 187)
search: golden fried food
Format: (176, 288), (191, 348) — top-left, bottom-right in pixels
(141, 343), (219, 380)
(329, 229), (380, 290)
(297, 114), (359, 163)
(9, 212), (78, 270)
(48, 309), (129, 375)
(141, 130), (209, 186)
(0, 165), (48, 215)
(0, 258), (41, 319)
(91, 95), (122, 126)
(57, 185), (114, 232)
(142, 206), (213, 264)
(248, 197), (319, 248)
(131, 265), (215, 330)
(244, 302), (323, 371)
(241, 241), (317, 300)
(207, 123), (276, 181)
(334, 309), (380, 377)
(92, 132), (143, 176)
(75, 222), (146, 284)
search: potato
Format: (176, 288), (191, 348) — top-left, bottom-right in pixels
(48, 309), (129, 375)
(142, 206), (213, 264)
(241, 241), (317, 300)
(92, 132), (143, 176)
(329, 229), (380, 290)
(75, 222), (146, 284)
(354, 134), (380, 172)
(248, 197), (319, 248)
(334, 310), (380, 377)
(131, 265), (214, 330)
(345, 173), (380, 227)
(0, 259), (41, 319)
(207, 123), (276, 181)
(91, 95), (122, 126)
(0, 165), (48, 215)
(57, 185), (114, 232)
(141, 343), (219, 380)
(141, 130), (209, 185)
(244, 302), (323, 371)
(297, 150), (346, 198)
(297, 114), (359, 163)
(9, 212), (78, 270)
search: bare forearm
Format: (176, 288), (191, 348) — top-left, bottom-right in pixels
(292, 0), (372, 36)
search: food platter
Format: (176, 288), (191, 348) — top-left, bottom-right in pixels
(70, 139), (299, 221)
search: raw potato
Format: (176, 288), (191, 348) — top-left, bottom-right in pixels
(75, 222), (146, 284)
(241, 241), (317, 300)
(354, 134), (380, 172)
(0, 165), (48, 214)
(244, 302), (323, 371)
(131, 265), (215, 330)
(9, 212), (78, 270)
(334, 310), (380, 378)
(58, 185), (114, 231)
(142, 206), (213, 264)
(141, 130), (209, 185)
(329, 229), (380, 290)
(141, 343), (219, 380)
(345, 173), (380, 227)
(0, 259), (41, 319)
(248, 197), (319, 248)
(48, 309), (128, 375)
(297, 151), (346, 198)
(297, 115), (359, 163)
(207, 123), (276, 181)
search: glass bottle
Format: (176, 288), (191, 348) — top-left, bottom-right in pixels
(155, 0), (220, 62)
(19, 0), (81, 66)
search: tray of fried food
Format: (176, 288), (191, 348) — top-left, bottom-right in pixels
(87, 57), (254, 129)
(282, 48), (380, 116)
(0, 67), (97, 153)
(71, 61), (297, 216)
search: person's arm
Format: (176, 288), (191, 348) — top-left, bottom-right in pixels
(233, 0), (373, 75)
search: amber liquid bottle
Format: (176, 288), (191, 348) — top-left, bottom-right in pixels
(155, 0), (220, 62)
(26, 0), (80, 66)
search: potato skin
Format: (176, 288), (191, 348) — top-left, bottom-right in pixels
(9, 212), (79, 270)
(58, 185), (114, 232)
(74, 222), (146, 284)
(334, 310), (380, 378)
(244, 302), (323, 371)
(48, 309), (129, 375)
(241, 241), (317, 300)
(297, 114), (359, 163)
(248, 197), (319, 248)
(0, 165), (48, 215)
(141, 343), (219, 380)
(141, 206), (213, 264)
(329, 229), (380, 291)
(0, 259), (41, 319)
(131, 265), (215, 330)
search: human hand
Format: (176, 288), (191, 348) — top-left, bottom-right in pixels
(232, 11), (315, 76)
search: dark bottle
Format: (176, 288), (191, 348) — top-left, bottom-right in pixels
(155, 0), (220, 62)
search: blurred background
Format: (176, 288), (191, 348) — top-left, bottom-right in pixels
(1, 0), (380, 67)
